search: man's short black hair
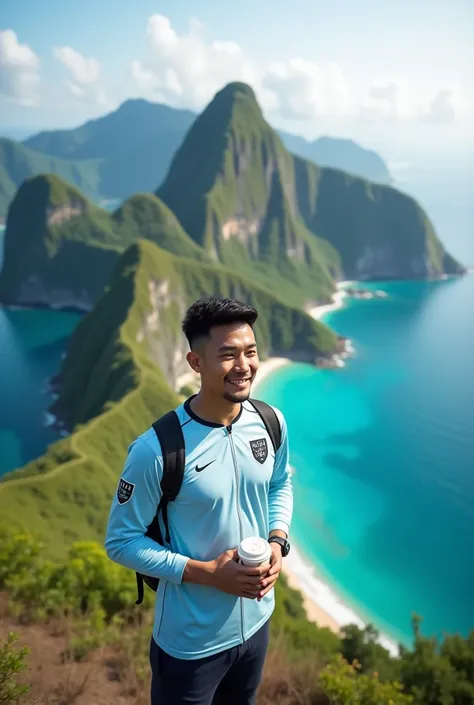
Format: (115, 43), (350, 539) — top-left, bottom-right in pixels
(182, 296), (258, 349)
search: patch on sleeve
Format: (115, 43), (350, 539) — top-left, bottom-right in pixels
(117, 478), (135, 505)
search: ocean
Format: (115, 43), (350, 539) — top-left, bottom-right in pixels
(257, 275), (474, 648)
(0, 303), (82, 477)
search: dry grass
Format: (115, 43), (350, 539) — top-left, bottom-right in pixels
(1, 596), (332, 705)
(258, 640), (327, 705)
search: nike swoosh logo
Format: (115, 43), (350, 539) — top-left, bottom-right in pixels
(195, 459), (216, 473)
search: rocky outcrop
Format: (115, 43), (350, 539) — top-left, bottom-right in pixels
(136, 279), (189, 391)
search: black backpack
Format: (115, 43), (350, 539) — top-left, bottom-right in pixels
(135, 398), (282, 605)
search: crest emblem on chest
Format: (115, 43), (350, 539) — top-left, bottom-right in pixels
(250, 438), (268, 464)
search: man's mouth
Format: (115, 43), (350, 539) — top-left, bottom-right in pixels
(226, 377), (251, 388)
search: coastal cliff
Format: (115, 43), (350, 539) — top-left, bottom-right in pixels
(0, 174), (121, 309)
(158, 82), (464, 287)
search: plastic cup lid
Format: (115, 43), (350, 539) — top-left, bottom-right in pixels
(238, 536), (271, 562)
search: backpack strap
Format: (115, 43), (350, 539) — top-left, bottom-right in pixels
(248, 398), (282, 453)
(135, 410), (185, 605)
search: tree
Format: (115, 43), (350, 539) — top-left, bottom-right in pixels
(319, 654), (413, 704)
(341, 623), (399, 682)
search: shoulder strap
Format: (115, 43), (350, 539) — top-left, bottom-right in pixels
(248, 398), (282, 453)
(147, 410), (185, 544)
(152, 410), (185, 504)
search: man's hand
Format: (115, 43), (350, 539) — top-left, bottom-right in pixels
(257, 542), (282, 601)
(207, 549), (271, 599)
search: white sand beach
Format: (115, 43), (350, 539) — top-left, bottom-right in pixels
(308, 281), (354, 321)
(253, 356), (292, 387)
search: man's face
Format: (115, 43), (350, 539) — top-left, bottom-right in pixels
(190, 322), (260, 403)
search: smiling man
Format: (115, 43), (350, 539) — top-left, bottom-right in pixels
(105, 296), (293, 705)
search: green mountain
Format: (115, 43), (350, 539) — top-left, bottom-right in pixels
(24, 99), (196, 160)
(1, 97), (396, 221)
(0, 137), (101, 218)
(293, 157), (465, 279)
(0, 174), (210, 308)
(0, 238), (337, 555)
(0, 101), (197, 220)
(157, 82), (340, 306)
(157, 82), (464, 283)
(279, 132), (392, 185)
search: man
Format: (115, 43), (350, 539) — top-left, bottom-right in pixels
(105, 296), (293, 705)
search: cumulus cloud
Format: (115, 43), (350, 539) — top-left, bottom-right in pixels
(263, 59), (354, 119)
(54, 46), (108, 105)
(423, 87), (464, 124)
(130, 14), (466, 129)
(130, 14), (258, 108)
(0, 29), (40, 106)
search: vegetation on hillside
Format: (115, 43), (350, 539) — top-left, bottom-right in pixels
(1, 525), (472, 704)
(0, 138), (101, 218)
(293, 157), (465, 279)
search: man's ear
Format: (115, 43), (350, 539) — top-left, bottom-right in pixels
(186, 350), (202, 374)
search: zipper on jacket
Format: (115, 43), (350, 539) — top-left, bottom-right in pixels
(227, 424), (245, 643)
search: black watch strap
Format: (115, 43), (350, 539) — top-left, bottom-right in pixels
(268, 536), (290, 557)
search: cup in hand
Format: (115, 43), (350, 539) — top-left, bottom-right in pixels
(237, 536), (272, 567)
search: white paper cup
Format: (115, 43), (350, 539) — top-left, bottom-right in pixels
(238, 536), (272, 567)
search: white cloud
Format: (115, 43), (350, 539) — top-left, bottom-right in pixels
(130, 14), (466, 130)
(130, 14), (258, 109)
(0, 29), (40, 106)
(423, 87), (465, 124)
(364, 79), (412, 121)
(54, 46), (108, 105)
(263, 58), (354, 119)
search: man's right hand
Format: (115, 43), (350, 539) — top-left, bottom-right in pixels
(208, 549), (270, 599)
(182, 549), (270, 599)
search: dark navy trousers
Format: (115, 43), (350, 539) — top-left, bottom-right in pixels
(149, 619), (270, 705)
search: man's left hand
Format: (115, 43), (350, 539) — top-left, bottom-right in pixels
(257, 543), (282, 601)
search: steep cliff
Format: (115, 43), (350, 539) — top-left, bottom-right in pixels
(158, 82), (464, 284)
(157, 82), (340, 305)
(0, 176), (209, 309)
(0, 238), (337, 554)
(294, 158), (465, 279)
(0, 174), (119, 309)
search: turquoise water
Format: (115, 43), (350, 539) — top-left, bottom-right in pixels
(257, 276), (474, 647)
(0, 306), (82, 477)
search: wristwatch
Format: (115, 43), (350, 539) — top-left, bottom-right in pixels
(268, 536), (291, 557)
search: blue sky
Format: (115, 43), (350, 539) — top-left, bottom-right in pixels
(1, 0), (473, 159)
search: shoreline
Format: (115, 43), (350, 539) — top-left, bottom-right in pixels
(253, 357), (400, 656)
(307, 280), (354, 321)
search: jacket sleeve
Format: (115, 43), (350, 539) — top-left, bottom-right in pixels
(268, 408), (293, 536)
(104, 436), (189, 584)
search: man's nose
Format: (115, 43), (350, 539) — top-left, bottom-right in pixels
(234, 355), (250, 372)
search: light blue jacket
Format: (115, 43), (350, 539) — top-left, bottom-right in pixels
(104, 397), (293, 660)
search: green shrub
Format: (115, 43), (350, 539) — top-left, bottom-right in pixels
(0, 633), (30, 705)
(319, 654), (413, 704)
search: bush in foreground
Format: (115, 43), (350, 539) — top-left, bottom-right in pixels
(0, 633), (30, 705)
